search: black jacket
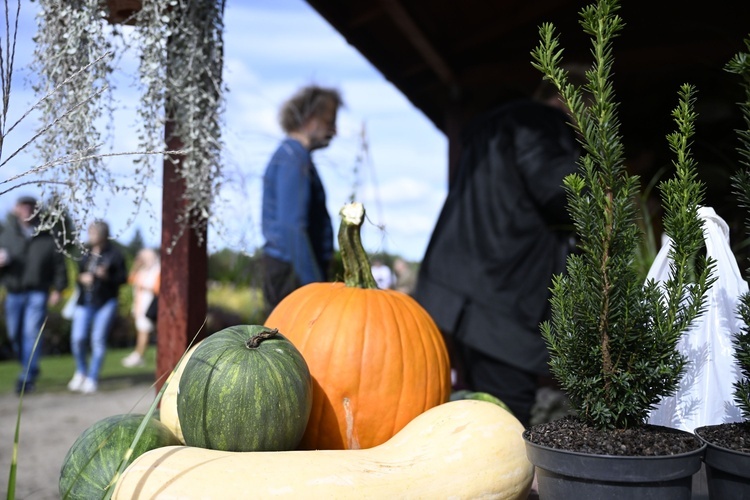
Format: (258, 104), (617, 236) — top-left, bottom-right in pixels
(413, 99), (580, 374)
(0, 214), (68, 293)
(75, 243), (127, 308)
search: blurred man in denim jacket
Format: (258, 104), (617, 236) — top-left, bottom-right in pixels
(261, 85), (344, 315)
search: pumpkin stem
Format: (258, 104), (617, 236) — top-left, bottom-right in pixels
(246, 328), (279, 349)
(339, 202), (379, 289)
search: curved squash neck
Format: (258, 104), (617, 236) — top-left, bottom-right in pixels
(338, 202), (379, 289)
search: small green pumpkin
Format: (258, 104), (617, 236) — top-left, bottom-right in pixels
(177, 325), (313, 452)
(59, 413), (180, 499)
(450, 389), (514, 415)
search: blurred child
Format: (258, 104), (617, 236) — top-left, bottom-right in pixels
(121, 248), (160, 368)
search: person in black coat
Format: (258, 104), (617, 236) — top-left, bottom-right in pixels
(413, 81), (581, 426)
(67, 220), (127, 394)
(0, 196), (68, 394)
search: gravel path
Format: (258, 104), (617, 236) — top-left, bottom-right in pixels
(0, 384), (155, 499)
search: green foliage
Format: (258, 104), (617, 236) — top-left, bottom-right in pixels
(126, 229), (146, 257)
(727, 35), (750, 420)
(208, 248), (262, 287)
(733, 292), (750, 419)
(207, 284), (265, 325)
(532, 0), (714, 429)
(634, 165), (669, 280)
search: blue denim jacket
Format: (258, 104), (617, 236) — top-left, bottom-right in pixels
(262, 138), (333, 285)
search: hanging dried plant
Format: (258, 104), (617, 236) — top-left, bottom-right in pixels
(28, 0), (225, 248)
(30, 0), (117, 245)
(153, 0), (226, 248)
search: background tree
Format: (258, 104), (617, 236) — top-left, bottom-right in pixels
(126, 228), (146, 257)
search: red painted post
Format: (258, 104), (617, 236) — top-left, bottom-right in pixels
(155, 121), (208, 392)
(102, 1), (211, 392)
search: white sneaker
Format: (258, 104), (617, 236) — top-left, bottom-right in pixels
(80, 377), (98, 394)
(121, 352), (145, 368)
(67, 372), (86, 392)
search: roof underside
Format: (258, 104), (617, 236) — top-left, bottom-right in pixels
(305, 1), (748, 133)
(305, 0), (750, 228)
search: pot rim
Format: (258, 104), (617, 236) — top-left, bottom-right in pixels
(523, 431), (707, 461)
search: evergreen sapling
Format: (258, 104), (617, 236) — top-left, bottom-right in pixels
(531, 0), (715, 430)
(728, 36), (750, 421)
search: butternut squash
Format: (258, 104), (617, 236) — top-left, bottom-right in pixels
(158, 342), (200, 444)
(113, 400), (533, 499)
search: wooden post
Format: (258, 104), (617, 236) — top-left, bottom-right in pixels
(155, 121), (209, 392)
(102, 0), (212, 392)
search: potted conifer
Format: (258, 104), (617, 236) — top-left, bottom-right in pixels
(522, 0), (715, 497)
(693, 36), (750, 499)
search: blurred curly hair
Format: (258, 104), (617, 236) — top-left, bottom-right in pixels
(279, 85), (344, 133)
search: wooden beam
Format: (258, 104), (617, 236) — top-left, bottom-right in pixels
(349, 5), (384, 28)
(377, 0), (459, 94)
(449, 0), (579, 55)
(453, 38), (742, 89)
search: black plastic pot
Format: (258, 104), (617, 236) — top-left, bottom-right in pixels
(524, 434), (706, 499)
(694, 426), (750, 499)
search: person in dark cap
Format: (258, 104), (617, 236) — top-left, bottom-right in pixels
(0, 196), (68, 394)
(16, 195), (37, 205)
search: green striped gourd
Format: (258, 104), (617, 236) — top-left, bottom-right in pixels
(177, 325), (313, 452)
(59, 414), (180, 499)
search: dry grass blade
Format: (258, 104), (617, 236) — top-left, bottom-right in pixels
(7, 318), (46, 500)
(101, 320), (206, 500)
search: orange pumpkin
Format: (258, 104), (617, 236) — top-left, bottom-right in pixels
(265, 202), (451, 450)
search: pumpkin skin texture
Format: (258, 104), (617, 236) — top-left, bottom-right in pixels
(177, 325), (313, 452)
(265, 203), (451, 450)
(113, 400), (534, 500)
(59, 414), (180, 500)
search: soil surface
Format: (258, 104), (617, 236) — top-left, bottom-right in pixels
(525, 415), (703, 456)
(0, 384), (155, 499)
(696, 421), (750, 453)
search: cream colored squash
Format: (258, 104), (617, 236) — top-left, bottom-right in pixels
(158, 342), (200, 444)
(114, 399), (533, 499)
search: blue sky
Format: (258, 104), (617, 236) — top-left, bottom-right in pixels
(2, 0), (448, 261)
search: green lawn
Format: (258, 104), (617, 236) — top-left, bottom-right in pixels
(0, 284), (264, 396)
(0, 347), (157, 395)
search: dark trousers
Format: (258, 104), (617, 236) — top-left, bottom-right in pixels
(262, 254), (301, 317)
(456, 341), (538, 427)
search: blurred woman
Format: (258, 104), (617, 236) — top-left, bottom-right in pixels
(121, 247), (160, 368)
(67, 220), (127, 394)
